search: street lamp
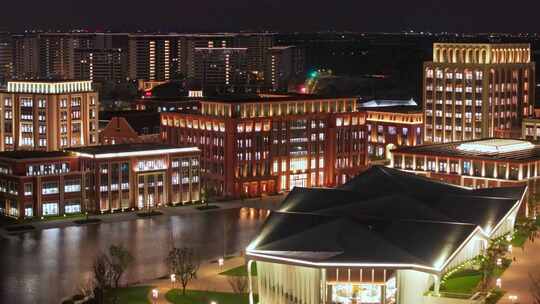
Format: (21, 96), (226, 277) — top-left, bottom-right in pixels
(496, 278), (502, 288)
(508, 295), (518, 303)
(218, 257), (224, 268)
(508, 244), (513, 253)
(497, 258), (502, 266)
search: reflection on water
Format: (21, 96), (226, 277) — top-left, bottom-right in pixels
(0, 208), (268, 304)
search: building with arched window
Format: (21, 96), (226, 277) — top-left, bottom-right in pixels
(424, 43), (535, 144)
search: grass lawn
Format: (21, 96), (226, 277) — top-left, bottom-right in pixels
(442, 269), (481, 294)
(219, 263), (257, 277)
(105, 286), (153, 304)
(165, 290), (256, 304)
(512, 231), (528, 247)
(442, 265), (509, 295)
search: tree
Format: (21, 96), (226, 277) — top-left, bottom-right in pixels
(109, 245), (134, 288)
(93, 253), (113, 304)
(201, 183), (216, 206)
(166, 247), (200, 295)
(227, 275), (248, 294)
(478, 253), (497, 291)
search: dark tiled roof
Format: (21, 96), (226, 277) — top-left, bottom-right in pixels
(100, 111), (161, 134)
(248, 166), (525, 268)
(394, 139), (540, 162)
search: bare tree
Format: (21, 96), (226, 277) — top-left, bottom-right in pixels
(93, 253), (113, 304)
(166, 247), (200, 295)
(109, 244), (134, 288)
(227, 275), (248, 293)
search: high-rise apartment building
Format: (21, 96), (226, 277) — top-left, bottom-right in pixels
(12, 34), (39, 79)
(265, 46), (305, 92)
(0, 80), (99, 151)
(193, 47), (248, 94)
(12, 32), (116, 80)
(185, 34), (236, 79)
(161, 95), (368, 198)
(128, 34), (178, 81)
(74, 48), (126, 83)
(38, 33), (75, 79)
(424, 43), (535, 143)
(0, 32), (13, 83)
(235, 33), (275, 76)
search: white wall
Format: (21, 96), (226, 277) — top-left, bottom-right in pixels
(257, 261), (322, 304)
(396, 269), (432, 304)
(491, 204), (519, 239)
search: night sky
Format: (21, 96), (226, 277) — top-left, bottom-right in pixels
(3, 0), (540, 33)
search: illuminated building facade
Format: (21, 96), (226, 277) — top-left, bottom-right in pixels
(361, 101), (423, 160)
(127, 33), (237, 82)
(391, 138), (540, 214)
(0, 144), (200, 220)
(128, 35), (175, 81)
(424, 43), (535, 143)
(0, 80), (99, 151)
(522, 117), (540, 143)
(161, 96), (368, 198)
(246, 166), (525, 304)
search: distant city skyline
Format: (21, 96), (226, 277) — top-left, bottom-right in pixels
(3, 0), (540, 33)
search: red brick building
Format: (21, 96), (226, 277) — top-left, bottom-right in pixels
(160, 95), (368, 198)
(365, 108), (423, 160)
(99, 111), (161, 145)
(0, 144), (200, 220)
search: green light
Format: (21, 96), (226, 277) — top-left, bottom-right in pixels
(310, 71), (318, 78)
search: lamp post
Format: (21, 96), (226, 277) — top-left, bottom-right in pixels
(496, 278), (502, 288)
(218, 257), (224, 268)
(508, 295), (518, 303)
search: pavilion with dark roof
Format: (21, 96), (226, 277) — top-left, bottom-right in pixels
(246, 166), (526, 304)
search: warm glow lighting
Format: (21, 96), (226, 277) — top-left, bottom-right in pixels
(73, 147), (200, 159)
(457, 139), (534, 153)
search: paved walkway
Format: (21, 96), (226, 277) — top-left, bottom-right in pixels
(143, 256), (250, 303)
(498, 238), (540, 304)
